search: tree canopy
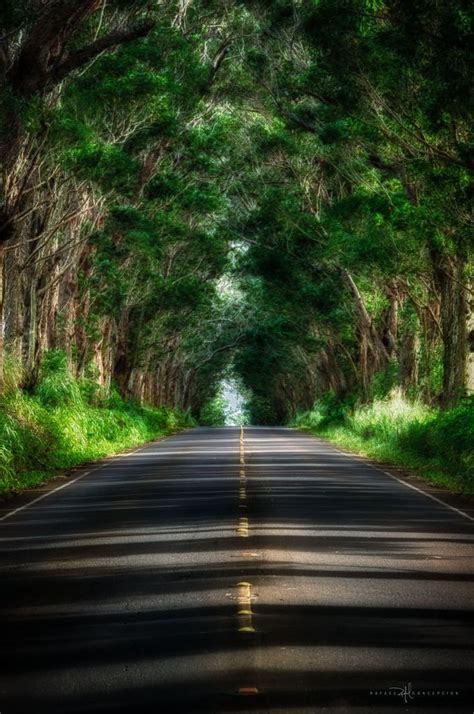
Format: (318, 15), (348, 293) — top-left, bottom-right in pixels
(0, 0), (472, 422)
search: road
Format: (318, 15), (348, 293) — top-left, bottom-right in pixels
(1, 427), (473, 713)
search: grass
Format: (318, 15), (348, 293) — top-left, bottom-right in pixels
(0, 351), (194, 496)
(293, 390), (474, 495)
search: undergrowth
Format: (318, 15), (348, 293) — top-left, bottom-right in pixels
(293, 390), (474, 495)
(0, 351), (194, 495)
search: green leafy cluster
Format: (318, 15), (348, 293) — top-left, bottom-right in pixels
(0, 351), (193, 494)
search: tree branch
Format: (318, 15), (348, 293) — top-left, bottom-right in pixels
(51, 20), (156, 84)
(193, 336), (245, 370)
(7, 0), (102, 95)
(207, 37), (231, 87)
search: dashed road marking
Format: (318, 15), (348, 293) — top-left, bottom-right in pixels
(237, 516), (249, 537)
(235, 430), (256, 637)
(238, 687), (259, 696)
(236, 581), (256, 632)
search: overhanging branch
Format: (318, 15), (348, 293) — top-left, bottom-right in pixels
(52, 21), (156, 84)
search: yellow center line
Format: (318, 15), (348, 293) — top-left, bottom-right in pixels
(238, 687), (259, 696)
(235, 429), (256, 639)
(238, 426), (247, 506)
(239, 426), (245, 465)
(236, 581), (256, 632)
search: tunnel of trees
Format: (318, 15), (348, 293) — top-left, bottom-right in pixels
(0, 1), (472, 452)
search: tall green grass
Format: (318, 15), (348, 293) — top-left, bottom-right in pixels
(294, 390), (474, 494)
(0, 351), (194, 495)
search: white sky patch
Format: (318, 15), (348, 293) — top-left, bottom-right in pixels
(220, 377), (248, 425)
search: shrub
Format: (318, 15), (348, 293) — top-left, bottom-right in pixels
(0, 353), (194, 494)
(0, 393), (55, 487)
(400, 398), (474, 483)
(0, 355), (23, 395)
(294, 391), (356, 430)
(348, 389), (432, 442)
(199, 395), (228, 426)
(295, 390), (473, 493)
(35, 350), (82, 408)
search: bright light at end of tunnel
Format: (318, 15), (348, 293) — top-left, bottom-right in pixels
(220, 377), (248, 425)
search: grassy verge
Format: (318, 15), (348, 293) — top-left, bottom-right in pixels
(293, 391), (474, 495)
(0, 353), (194, 496)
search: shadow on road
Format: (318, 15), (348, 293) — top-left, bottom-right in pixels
(1, 428), (473, 712)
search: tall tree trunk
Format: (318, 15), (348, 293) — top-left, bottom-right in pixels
(466, 277), (474, 396)
(0, 244), (5, 381)
(399, 314), (419, 392)
(342, 269), (390, 366)
(4, 243), (24, 367)
(432, 250), (468, 408)
(383, 278), (400, 358)
(342, 270), (391, 399)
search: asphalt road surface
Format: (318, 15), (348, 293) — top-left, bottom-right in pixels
(1, 427), (473, 713)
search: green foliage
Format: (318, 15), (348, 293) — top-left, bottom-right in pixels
(369, 361), (400, 400)
(65, 142), (140, 196)
(229, 0), (473, 423)
(347, 391), (433, 442)
(77, 363), (108, 406)
(399, 399), (474, 484)
(199, 395), (228, 426)
(0, 355), (23, 396)
(0, 357), (193, 494)
(0, 392), (54, 490)
(35, 350), (82, 408)
(1, 0), (472, 496)
(245, 394), (280, 426)
(296, 392), (473, 493)
(294, 391), (356, 431)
